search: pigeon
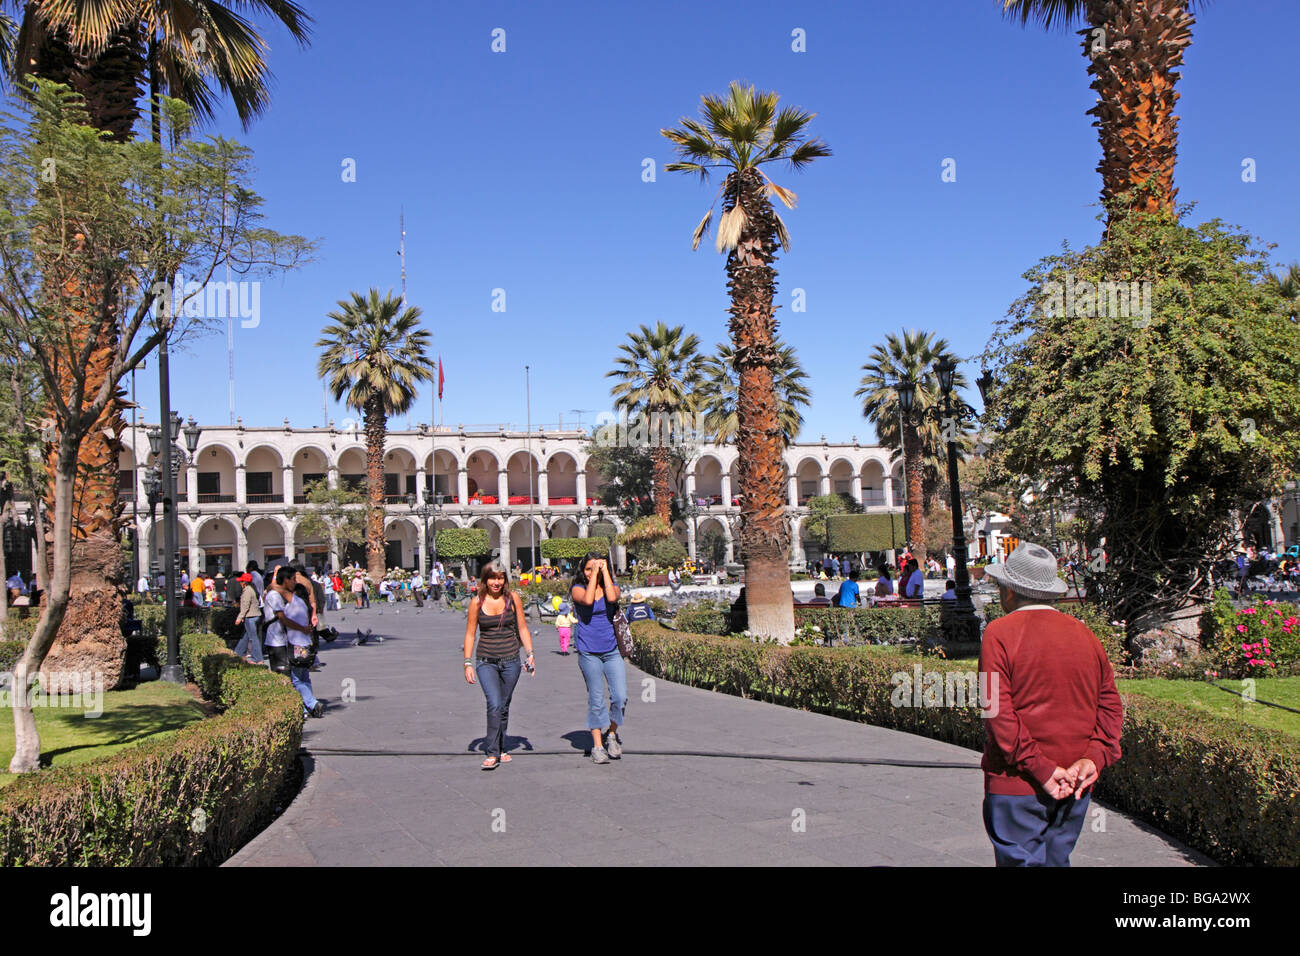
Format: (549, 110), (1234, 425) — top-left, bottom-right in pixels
(353, 628), (366, 646)
(369, 628), (383, 644)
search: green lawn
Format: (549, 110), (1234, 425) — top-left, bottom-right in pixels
(0, 680), (206, 787)
(1116, 676), (1300, 740)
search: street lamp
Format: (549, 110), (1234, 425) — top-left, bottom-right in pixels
(407, 493), (433, 575)
(933, 357), (980, 643)
(1285, 479), (1300, 549)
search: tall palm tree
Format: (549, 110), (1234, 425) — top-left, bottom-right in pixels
(317, 290), (434, 584)
(700, 340), (811, 446)
(1002, 0), (1201, 224)
(607, 322), (704, 525)
(662, 81), (829, 643)
(855, 330), (968, 569)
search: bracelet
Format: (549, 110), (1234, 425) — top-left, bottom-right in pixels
(463, 659), (474, 667)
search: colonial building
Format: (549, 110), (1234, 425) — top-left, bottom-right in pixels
(113, 422), (929, 576)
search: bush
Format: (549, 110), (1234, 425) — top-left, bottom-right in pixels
(1202, 590), (1300, 678)
(0, 633), (303, 866)
(649, 537), (687, 568)
(794, 605), (943, 645)
(631, 621), (1300, 865)
(0, 640), (24, 672)
(539, 537), (610, 560)
(435, 527), (491, 560)
(979, 600), (1125, 668)
(674, 600), (731, 636)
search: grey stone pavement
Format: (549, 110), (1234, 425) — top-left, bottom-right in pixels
(227, 601), (1209, 867)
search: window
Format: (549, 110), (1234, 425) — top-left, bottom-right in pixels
(302, 473), (326, 493)
(405, 475), (416, 496)
(834, 480), (850, 495)
(341, 474), (364, 492)
(197, 472), (221, 496)
(384, 473), (399, 496)
(118, 469), (133, 491)
(246, 472), (272, 496)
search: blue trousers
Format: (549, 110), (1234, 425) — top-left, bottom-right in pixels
(476, 655), (522, 758)
(578, 649), (627, 731)
(983, 791), (1092, 867)
(290, 666), (317, 716)
(233, 619), (263, 663)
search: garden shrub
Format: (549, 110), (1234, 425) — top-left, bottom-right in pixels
(0, 633), (302, 866)
(673, 600), (731, 636)
(0, 640), (24, 672)
(630, 621), (1300, 865)
(1202, 590), (1300, 678)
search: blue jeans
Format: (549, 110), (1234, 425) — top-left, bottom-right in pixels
(290, 665), (317, 716)
(983, 791), (1092, 867)
(234, 619), (263, 663)
(476, 655), (522, 758)
(578, 649), (627, 731)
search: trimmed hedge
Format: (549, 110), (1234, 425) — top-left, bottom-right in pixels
(435, 527), (491, 560)
(826, 512), (905, 552)
(539, 537), (609, 560)
(630, 621), (1300, 865)
(0, 632), (303, 866)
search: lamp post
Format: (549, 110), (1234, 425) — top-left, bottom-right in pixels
(894, 378), (916, 551)
(933, 357), (980, 643)
(407, 493), (434, 575)
(148, 407), (199, 684)
(1285, 479), (1300, 550)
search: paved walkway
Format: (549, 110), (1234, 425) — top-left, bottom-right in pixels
(227, 603), (1208, 867)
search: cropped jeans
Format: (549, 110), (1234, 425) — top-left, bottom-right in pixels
(290, 665), (317, 716)
(476, 655), (522, 758)
(578, 648), (627, 731)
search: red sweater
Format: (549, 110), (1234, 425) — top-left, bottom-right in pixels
(979, 607), (1123, 796)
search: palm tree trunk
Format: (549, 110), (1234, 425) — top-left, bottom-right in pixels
(651, 442), (671, 525)
(1085, 0), (1193, 224)
(727, 169), (793, 642)
(363, 395), (387, 583)
(904, 421), (926, 570)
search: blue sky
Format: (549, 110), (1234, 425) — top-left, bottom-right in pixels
(137, 0), (1300, 444)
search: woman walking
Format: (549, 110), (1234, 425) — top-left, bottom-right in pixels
(462, 560), (535, 770)
(570, 552), (626, 765)
(233, 572), (264, 664)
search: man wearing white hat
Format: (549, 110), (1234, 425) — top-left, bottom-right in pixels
(978, 542), (1123, 866)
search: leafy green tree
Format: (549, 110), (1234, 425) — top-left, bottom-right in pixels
(698, 527), (727, 566)
(317, 290), (434, 584)
(286, 480), (364, 563)
(0, 85), (309, 772)
(983, 208), (1300, 628)
(606, 321), (704, 525)
(802, 493), (860, 546)
(584, 437), (693, 526)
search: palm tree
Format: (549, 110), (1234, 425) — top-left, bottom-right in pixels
(1264, 262), (1300, 321)
(855, 330), (968, 570)
(317, 290), (434, 584)
(662, 81), (829, 643)
(700, 340), (811, 445)
(1002, 0), (1201, 224)
(607, 322), (705, 526)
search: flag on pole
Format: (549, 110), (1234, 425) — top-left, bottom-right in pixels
(438, 357), (444, 401)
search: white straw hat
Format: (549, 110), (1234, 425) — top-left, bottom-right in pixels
(984, 543), (1067, 601)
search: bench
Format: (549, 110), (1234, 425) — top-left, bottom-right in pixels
(643, 573), (669, 587)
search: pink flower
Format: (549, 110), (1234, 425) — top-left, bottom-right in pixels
(1237, 625), (1248, 634)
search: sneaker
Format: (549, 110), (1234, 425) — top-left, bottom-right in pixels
(591, 746), (610, 765)
(309, 701), (326, 718)
(605, 730), (622, 759)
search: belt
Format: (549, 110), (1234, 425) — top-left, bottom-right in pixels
(476, 653), (518, 663)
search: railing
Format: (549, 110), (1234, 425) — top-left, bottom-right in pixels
(246, 493), (279, 504)
(197, 494), (234, 504)
(293, 495), (308, 504)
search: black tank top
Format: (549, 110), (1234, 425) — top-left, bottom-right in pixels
(475, 596), (521, 659)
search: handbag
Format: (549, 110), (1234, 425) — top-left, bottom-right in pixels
(268, 644), (291, 674)
(612, 606), (635, 659)
(290, 642), (316, 668)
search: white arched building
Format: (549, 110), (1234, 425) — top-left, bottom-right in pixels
(116, 421), (940, 576)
